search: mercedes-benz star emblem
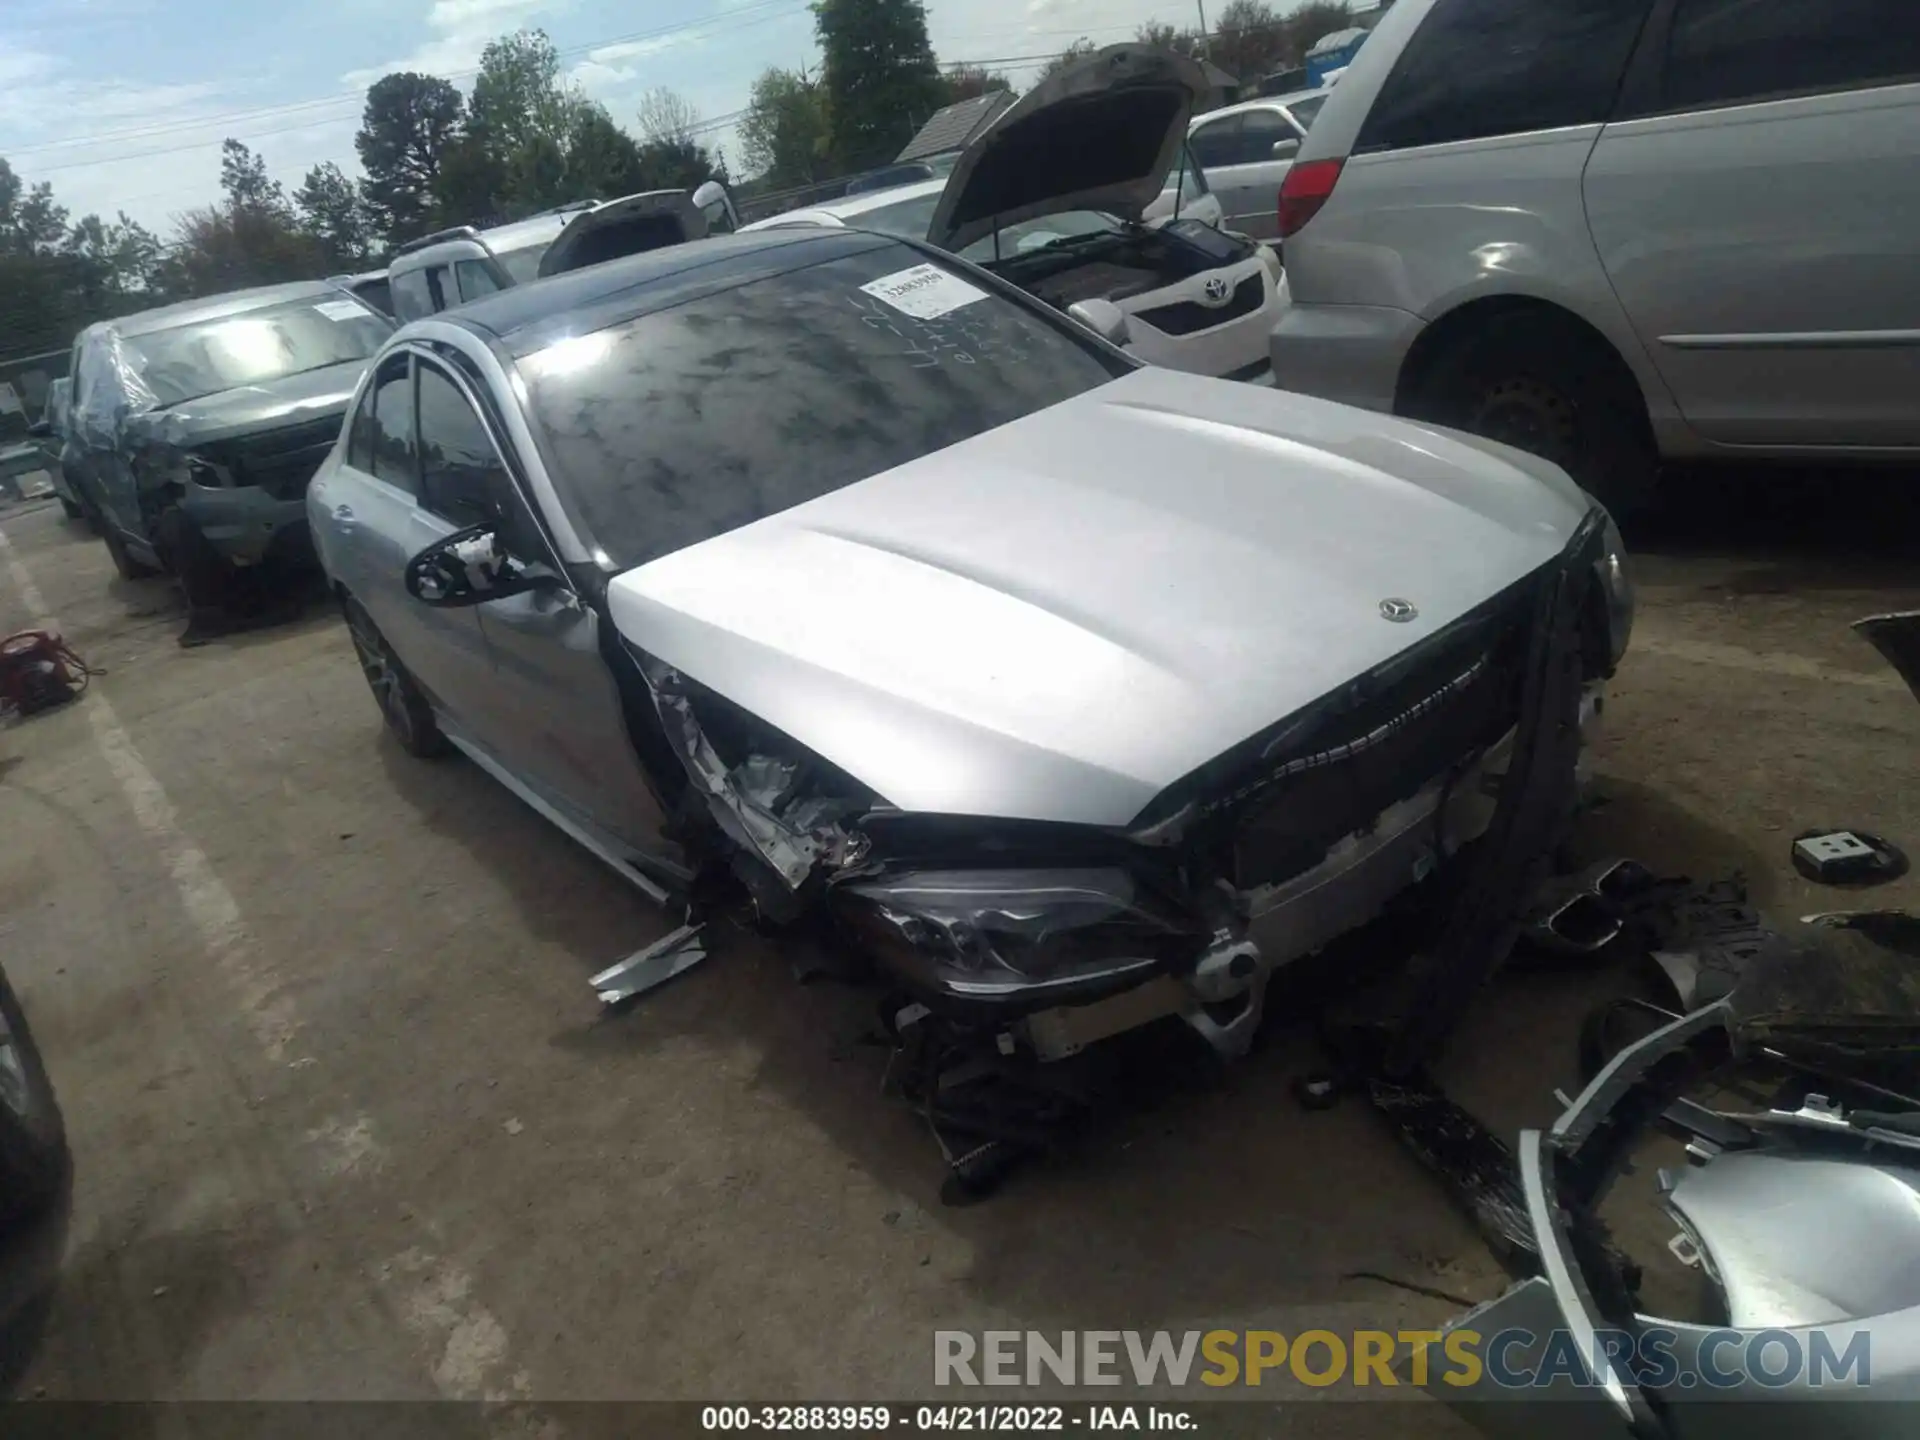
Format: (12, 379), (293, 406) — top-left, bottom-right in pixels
(1201, 276), (1231, 304)
(1379, 598), (1418, 623)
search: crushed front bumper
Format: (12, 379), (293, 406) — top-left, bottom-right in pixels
(848, 510), (1614, 1064)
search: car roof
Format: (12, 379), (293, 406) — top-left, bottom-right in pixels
(433, 227), (904, 359)
(101, 280), (350, 339)
(744, 177), (947, 231)
(1191, 90), (1327, 125)
(392, 212), (573, 270)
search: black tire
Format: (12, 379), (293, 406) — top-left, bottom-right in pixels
(1405, 311), (1660, 516)
(342, 596), (450, 758)
(153, 503), (232, 612)
(87, 493), (160, 580)
(58, 496), (82, 522)
(0, 967), (68, 1232)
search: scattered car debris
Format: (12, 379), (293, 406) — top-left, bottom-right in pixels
(1430, 991), (1920, 1436)
(1855, 610), (1920, 703)
(1790, 828), (1908, 886)
(589, 923), (709, 1007)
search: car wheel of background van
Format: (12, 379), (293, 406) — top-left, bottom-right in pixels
(0, 967), (69, 1231)
(342, 597), (449, 759)
(1409, 311), (1658, 517)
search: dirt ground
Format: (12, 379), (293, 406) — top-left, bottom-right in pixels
(0, 469), (1916, 1428)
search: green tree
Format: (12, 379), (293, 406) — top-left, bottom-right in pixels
(469, 31), (574, 153)
(219, 138), (290, 218)
(812, 0), (946, 171)
(432, 132), (511, 228)
(1281, 1), (1356, 65)
(1135, 20), (1201, 56)
(1038, 37), (1098, 82)
(0, 159), (70, 255)
(356, 71), (465, 245)
(940, 64), (1012, 104)
(0, 161), (160, 364)
(737, 66), (831, 188)
(294, 162), (374, 269)
(561, 102), (648, 199)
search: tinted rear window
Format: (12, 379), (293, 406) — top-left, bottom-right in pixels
(522, 245), (1124, 569)
(1662, 0), (1920, 111)
(1356, 0), (1655, 153)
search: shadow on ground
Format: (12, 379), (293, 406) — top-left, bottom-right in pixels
(1629, 462), (1920, 587)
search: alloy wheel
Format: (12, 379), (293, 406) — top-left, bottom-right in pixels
(346, 609), (414, 747)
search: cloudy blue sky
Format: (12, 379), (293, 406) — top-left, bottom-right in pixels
(1, 0), (1209, 234)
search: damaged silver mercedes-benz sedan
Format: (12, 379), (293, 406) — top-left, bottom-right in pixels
(310, 227), (1631, 1072)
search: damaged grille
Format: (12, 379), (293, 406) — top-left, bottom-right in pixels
(1131, 274), (1265, 337)
(1227, 600), (1534, 891)
(203, 415), (345, 501)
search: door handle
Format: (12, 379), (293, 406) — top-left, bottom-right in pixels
(332, 503), (356, 526)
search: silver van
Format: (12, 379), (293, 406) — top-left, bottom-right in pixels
(1267, 0), (1920, 511)
(1185, 90), (1329, 238)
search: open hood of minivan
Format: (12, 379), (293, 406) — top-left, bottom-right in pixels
(928, 45), (1209, 254)
(537, 190), (705, 278)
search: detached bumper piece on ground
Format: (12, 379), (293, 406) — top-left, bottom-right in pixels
(1416, 611), (1920, 1438)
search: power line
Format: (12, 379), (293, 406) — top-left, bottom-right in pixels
(9, 0), (809, 169)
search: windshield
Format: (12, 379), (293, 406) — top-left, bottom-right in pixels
(838, 190), (944, 241)
(522, 242), (1124, 569)
(1288, 94), (1327, 129)
(121, 297), (392, 408)
(958, 211), (1122, 263)
(497, 242), (550, 286)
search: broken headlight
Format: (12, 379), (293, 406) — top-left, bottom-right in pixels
(834, 868), (1201, 1008)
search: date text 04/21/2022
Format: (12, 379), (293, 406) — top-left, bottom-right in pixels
(700, 1404), (1198, 1431)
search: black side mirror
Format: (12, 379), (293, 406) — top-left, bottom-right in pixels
(404, 521), (559, 608)
(27, 420), (51, 439)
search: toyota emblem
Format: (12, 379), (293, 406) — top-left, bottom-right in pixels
(1379, 598), (1419, 623)
(1201, 276), (1231, 304)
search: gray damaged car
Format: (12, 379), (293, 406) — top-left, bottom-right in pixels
(64, 281), (392, 610)
(308, 228), (1632, 1163)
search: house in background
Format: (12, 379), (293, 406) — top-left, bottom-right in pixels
(894, 91), (1017, 167)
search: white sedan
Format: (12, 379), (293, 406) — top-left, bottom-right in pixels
(742, 47), (1282, 383)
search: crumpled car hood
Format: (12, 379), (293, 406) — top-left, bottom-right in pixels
(607, 367), (1591, 828)
(122, 356), (370, 449)
(929, 44), (1209, 253)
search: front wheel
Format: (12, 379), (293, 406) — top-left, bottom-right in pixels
(1405, 311), (1660, 517)
(87, 493), (159, 580)
(0, 968), (68, 1231)
(342, 597), (450, 759)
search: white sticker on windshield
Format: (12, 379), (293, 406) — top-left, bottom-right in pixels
(314, 299), (367, 321)
(859, 263), (987, 320)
